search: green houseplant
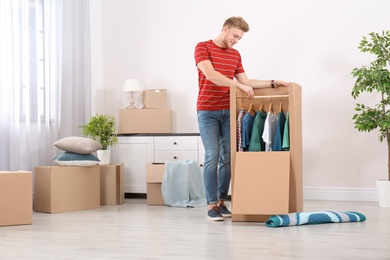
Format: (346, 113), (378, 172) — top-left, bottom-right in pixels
(81, 114), (118, 164)
(351, 30), (390, 206)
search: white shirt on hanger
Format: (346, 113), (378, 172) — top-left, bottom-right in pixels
(262, 111), (278, 151)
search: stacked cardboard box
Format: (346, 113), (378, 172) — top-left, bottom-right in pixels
(145, 163), (165, 205)
(119, 89), (172, 134)
(0, 171), (33, 226)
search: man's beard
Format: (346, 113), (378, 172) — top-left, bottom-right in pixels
(223, 38), (233, 49)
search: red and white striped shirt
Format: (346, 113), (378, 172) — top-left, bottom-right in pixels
(194, 40), (245, 111)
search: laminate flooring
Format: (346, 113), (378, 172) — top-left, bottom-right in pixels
(1, 199), (389, 260)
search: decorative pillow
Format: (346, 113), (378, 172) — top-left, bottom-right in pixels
(53, 152), (100, 166)
(54, 136), (102, 154)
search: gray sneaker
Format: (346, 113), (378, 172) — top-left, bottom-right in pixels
(218, 204), (232, 218)
(207, 206), (224, 221)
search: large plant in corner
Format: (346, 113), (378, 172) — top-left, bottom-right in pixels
(351, 30), (390, 206)
(81, 114), (118, 164)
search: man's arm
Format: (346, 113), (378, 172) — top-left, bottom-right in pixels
(235, 73), (289, 89)
(197, 60), (254, 97)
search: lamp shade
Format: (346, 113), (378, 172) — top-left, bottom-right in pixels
(124, 79), (144, 92)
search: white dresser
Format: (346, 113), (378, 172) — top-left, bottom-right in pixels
(111, 134), (203, 193)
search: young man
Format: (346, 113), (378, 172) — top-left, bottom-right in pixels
(194, 16), (288, 221)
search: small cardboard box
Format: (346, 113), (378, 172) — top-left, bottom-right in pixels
(100, 163), (124, 205)
(34, 166), (100, 213)
(119, 108), (172, 134)
(0, 171), (33, 226)
(143, 89), (167, 109)
(146, 163), (165, 205)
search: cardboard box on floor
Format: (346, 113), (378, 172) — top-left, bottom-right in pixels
(119, 108), (172, 134)
(100, 163), (124, 205)
(34, 166), (100, 213)
(0, 171), (33, 227)
(143, 89), (167, 109)
(146, 163), (165, 205)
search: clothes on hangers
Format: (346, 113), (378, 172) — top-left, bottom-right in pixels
(238, 109), (289, 152)
(236, 108), (246, 152)
(272, 110), (286, 151)
(241, 111), (256, 151)
(248, 110), (267, 151)
(236, 96), (290, 152)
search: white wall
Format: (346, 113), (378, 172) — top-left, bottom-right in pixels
(97, 0), (390, 200)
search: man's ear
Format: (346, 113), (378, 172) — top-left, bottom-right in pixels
(222, 25), (229, 33)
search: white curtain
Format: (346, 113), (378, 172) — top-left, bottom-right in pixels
(0, 0), (92, 171)
(60, 0), (92, 138)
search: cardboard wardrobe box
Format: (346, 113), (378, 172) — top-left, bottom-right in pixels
(119, 108), (172, 134)
(146, 163), (165, 205)
(143, 89), (167, 109)
(0, 171), (33, 227)
(100, 163), (124, 205)
(229, 83), (303, 222)
(34, 166), (100, 213)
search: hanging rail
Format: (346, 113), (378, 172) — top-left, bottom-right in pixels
(236, 94), (289, 99)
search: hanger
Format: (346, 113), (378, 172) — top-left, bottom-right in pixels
(258, 102), (265, 112)
(248, 102), (256, 115)
(279, 100), (283, 113)
(268, 102), (274, 113)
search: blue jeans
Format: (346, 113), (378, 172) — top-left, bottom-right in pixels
(197, 110), (231, 205)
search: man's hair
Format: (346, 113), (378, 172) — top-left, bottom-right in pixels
(223, 16), (249, 32)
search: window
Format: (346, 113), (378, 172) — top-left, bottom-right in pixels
(19, 0), (45, 122)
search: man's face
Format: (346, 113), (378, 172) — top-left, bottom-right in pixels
(222, 26), (244, 49)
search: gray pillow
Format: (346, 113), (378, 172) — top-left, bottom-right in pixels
(54, 136), (102, 154)
(53, 152), (100, 166)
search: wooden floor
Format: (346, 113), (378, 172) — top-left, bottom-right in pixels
(1, 199), (389, 259)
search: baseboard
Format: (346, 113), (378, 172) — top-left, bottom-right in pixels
(303, 187), (378, 202)
(125, 193), (146, 199)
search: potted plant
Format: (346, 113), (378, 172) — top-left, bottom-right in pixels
(351, 30), (390, 207)
(81, 113), (118, 164)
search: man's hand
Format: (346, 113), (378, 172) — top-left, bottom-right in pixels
(238, 84), (254, 98)
(274, 80), (289, 88)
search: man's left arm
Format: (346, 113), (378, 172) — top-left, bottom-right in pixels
(235, 73), (289, 89)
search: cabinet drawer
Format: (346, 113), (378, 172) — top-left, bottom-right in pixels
(154, 136), (198, 151)
(154, 151), (198, 163)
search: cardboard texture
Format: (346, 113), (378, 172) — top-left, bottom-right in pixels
(146, 163), (165, 205)
(230, 83), (303, 222)
(143, 89), (167, 109)
(100, 163), (124, 205)
(0, 171), (33, 227)
(232, 152), (290, 215)
(34, 166), (100, 213)
(119, 108), (172, 134)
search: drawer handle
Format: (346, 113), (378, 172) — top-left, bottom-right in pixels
(173, 142), (177, 145)
(174, 156), (177, 160)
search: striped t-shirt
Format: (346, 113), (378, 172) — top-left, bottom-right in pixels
(194, 40), (245, 111)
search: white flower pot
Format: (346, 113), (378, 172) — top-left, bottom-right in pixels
(376, 179), (390, 207)
(97, 150), (111, 165)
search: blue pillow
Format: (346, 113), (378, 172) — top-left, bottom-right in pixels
(53, 152), (100, 166)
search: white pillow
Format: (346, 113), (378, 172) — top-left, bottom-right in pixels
(54, 136), (102, 154)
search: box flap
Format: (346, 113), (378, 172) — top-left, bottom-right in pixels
(146, 163), (165, 183)
(232, 152), (290, 215)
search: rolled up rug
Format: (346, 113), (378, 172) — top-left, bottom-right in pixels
(266, 211), (366, 228)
